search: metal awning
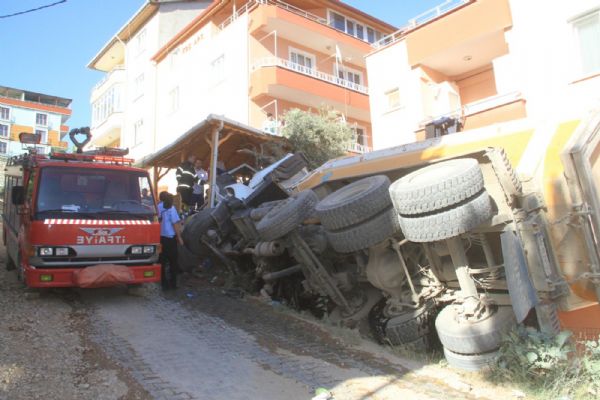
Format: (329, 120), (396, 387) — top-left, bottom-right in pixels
(137, 114), (288, 207)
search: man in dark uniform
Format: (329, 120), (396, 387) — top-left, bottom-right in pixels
(176, 154), (197, 209)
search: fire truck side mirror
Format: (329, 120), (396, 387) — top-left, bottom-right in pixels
(11, 186), (25, 206)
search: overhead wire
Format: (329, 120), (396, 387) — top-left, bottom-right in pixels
(0, 0), (67, 19)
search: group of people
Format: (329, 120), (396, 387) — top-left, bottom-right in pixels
(176, 154), (208, 212)
(157, 154), (211, 291)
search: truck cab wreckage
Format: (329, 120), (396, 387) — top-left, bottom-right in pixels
(145, 111), (600, 370)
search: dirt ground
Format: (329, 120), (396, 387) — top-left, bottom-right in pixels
(0, 242), (525, 400)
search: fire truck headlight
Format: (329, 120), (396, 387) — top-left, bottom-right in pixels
(131, 246), (143, 255)
(55, 248), (69, 256)
(143, 246), (155, 254)
(39, 247), (54, 256)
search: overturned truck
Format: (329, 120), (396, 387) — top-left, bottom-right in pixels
(182, 110), (600, 370)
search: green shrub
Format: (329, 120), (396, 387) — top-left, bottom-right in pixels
(491, 326), (600, 399)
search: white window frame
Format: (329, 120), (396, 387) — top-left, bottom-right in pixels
(289, 47), (316, 71)
(35, 112), (48, 127)
(385, 87), (402, 111)
(211, 54), (225, 84)
(0, 123), (9, 138)
(133, 119), (144, 146)
(134, 73), (145, 100)
(35, 128), (48, 144)
(136, 29), (147, 56)
(571, 9), (600, 78)
(334, 64), (363, 86)
(0, 106), (10, 121)
(327, 10), (381, 43)
(0, 140), (7, 154)
(351, 124), (368, 146)
(169, 86), (180, 113)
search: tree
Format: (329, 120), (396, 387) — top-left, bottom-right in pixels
(281, 107), (354, 169)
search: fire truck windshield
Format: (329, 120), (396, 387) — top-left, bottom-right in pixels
(35, 167), (157, 219)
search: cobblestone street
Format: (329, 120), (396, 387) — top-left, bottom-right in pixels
(1, 247), (515, 400)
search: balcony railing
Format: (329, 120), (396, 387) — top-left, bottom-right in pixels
(92, 65), (125, 92)
(347, 142), (371, 154)
(219, 0), (326, 30)
(373, 0), (471, 49)
(419, 91), (523, 127)
(252, 57), (369, 94)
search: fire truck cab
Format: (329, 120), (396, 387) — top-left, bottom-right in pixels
(2, 132), (161, 288)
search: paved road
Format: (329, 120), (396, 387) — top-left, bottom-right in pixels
(1, 248), (511, 400)
(75, 280), (506, 400)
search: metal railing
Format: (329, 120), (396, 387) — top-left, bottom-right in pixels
(347, 141), (371, 154)
(252, 57), (369, 94)
(218, 0), (326, 30)
(92, 66), (125, 92)
(373, 0), (471, 49)
(419, 91), (523, 127)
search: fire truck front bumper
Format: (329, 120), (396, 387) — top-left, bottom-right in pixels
(24, 264), (161, 288)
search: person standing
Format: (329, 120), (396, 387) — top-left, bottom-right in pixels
(159, 192), (183, 290)
(176, 154), (197, 210)
(191, 158), (208, 210)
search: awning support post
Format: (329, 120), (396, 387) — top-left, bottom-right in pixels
(208, 121), (224, 208)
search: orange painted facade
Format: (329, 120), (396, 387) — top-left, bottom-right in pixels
(0, 97), (71, 116)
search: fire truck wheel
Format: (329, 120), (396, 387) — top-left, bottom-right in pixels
(256, 190), (318, 241)
(325, 206), (401, 253)
(435, 304), (516, 355)
(315, 175), (392, 231)
(5, 255), (16, 271)
(397, 190), (494, 243)
(369, 297), (437, 347)
(443, 347), (499, 371)
(389, 158), (484, 215)
(182, 209), (215, 256)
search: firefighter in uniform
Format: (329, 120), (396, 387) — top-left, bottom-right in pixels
(176, 154), (197, 211)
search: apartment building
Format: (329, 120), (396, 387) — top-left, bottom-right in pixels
(88, 0), (213, 151)
(88, 0), (395, 162)
(366, 0), (600, 149)
(0, 85), (71, 156)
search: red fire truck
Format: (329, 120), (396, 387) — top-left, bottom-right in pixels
(2, 131), (161, 288)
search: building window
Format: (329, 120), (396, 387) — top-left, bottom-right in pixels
(133, 119), (144, 146)
(573, 11), (600, 76)
(36, 113), (48, 126)
(211, 55), (225, 83)
(136, 29), (147, 56)
(169, 86), (179, 113)
(0, 123), (8, 138)
(92, 84), (122, 127)
(328, 11), (381, 43)
(0, 106), (10, 121)
(134, 74), (145, 99)
(335, 66), (362, 86)
(386, 88), (401, 110)
(289, 48), (315, 72)
(35, 129), (48, 143)
(0, 141), (6, 154)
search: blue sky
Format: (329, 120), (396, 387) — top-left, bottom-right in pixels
(0, 0), (442, 129)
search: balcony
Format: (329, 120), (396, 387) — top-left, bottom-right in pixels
(250, 58), (370, 122)
(91, 66), (125, 103)
(253, 57), (368, 94)
(90, 112), (123, 148)
(416, 91), (527, 140)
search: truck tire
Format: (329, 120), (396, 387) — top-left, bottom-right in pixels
(182, 209), (215, 256)
(325, 206), (400, 253)
(486, 148), (522, 202)
(256, 190), (318, 241)
(316, 175), (392, 231)
(369, 298), (437, 346)
(443, 347), (498, 371)
(435, 304), (516, 355)
(390, 158), (484, 215)
(178, 243), (202, 273)
(398, 190), (493, 243)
